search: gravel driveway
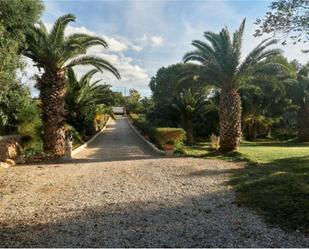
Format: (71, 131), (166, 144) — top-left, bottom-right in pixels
(0, 117), (308, 247)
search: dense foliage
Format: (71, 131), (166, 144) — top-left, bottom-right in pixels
(0, 0), (43, 86)
(66, 68), (114, 137)
(0, 0), (43, 145)
(0, 82), (39, 135)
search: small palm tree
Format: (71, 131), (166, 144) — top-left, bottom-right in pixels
(66, 68), (113, 136)
(172, 88), (209, 143)
(66, 68), (113, 109)
(288, 64), (309, 141)
(23, 14), (120, 155)
(183, 19), (281, 151)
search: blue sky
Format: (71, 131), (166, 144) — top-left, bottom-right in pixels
(25, 0), (308, 96)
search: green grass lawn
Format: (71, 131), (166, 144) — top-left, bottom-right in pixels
(183, 140), (309, 232)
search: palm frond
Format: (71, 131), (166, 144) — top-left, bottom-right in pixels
(50, 14), (76, 46)
(64, 56), (121, 79)
(238, 38), (279, 73)
(79, 69), (100, 83)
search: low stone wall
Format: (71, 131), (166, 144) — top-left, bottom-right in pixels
(0, 135), (22, 163)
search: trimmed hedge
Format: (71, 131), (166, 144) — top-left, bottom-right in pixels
(128, 113), (185, 149)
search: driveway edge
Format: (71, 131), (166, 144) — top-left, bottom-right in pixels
(72, 117), (111, 156)
(126, 117), (166, 155)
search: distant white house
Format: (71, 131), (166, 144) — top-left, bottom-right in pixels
(112, 106), (125, 115)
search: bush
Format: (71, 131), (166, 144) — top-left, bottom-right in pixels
(129, 113), (186, 149)
(154, 128), (186, 148)
(129, 113), (139, 121)
(134, 119), (156, 137)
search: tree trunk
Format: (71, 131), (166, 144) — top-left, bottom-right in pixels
(38, 70), (66, 155)
(247, 120), (257, 141)
(185, 118), (194, 144)
(219, 89), (242, 152)
(297, 104), (309, 142)
(266, 125), (272, 137)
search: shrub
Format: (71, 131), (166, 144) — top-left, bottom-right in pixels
(129, 113), (139, 121)
(129, 113), (186, 150)
(210, 133), (220, 149)
(154, 128), (186, 148)
(134, 119), (156, 137)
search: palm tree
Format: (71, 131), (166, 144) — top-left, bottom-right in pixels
(288, 64), (309, 141)
(65, 68), (113, 135)
(23, 14), (120, 155)
(172, 88), (209, 143)
(183, 19), (282, 151)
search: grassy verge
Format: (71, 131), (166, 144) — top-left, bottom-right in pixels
(183, 139), (309, 232)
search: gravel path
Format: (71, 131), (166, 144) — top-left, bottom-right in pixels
(0, 117), (308, 247)
(74, 116), (157, 161)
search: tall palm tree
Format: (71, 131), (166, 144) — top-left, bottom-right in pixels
(23, 14), (120, 155)
(288, 64), (309, 141)
(66, 68), (113, 135)
(172, 88), (209, 143)
(183, 19), (282, 151)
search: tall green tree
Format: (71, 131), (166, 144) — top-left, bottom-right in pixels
(241, 55), (296, 140)
(0, 0), (43, 86)
(127, 88), (142, 113)
(148, 63), (205, 126)
(287, 64), (309, 141)
(149, 63), (203, 107)
(112, 92), (126, 106)
(66, 68), (113, 136)
(183, 19), (282, 151)
(23, 14), (120, 155)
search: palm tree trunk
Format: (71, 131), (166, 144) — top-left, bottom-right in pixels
(247, 120), (257, 141)
(185, 118), (194, 144)
(38, 70), (66, 155)
(297, 104), (309, 142)
(219, 89), (242, 151)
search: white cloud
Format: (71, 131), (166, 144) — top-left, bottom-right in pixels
(150, 36), (164, 47)
(131, 44), (143, 52)
(132, 34), (165, 48)
(104, 36), (129, 52)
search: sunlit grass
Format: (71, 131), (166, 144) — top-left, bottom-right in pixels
(183, 139), (309, 231)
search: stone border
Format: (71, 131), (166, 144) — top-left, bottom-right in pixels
(126, 117), (166, 155)
(72, 117), (111, 156)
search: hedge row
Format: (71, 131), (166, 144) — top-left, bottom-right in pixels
(128, 113), (185, 150)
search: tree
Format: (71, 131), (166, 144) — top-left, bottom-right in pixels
(255, 0), (309, 47)
(112, 92), (126, 106)
(183, 19), (282, 151)
(241, 55), (296, 140)
(172, 88), (209, 143)
(139, 97), (154, 113)
(66, 68), (113, 136)
(149, 63), (203, 107)
(126, 88), (142, 113)
(0, 82), (38, 135)
(23, 14), (120, 155)
(0, 0), (43, 86)
(148, 63), (205, 126)
(287, 64), (309, 141)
